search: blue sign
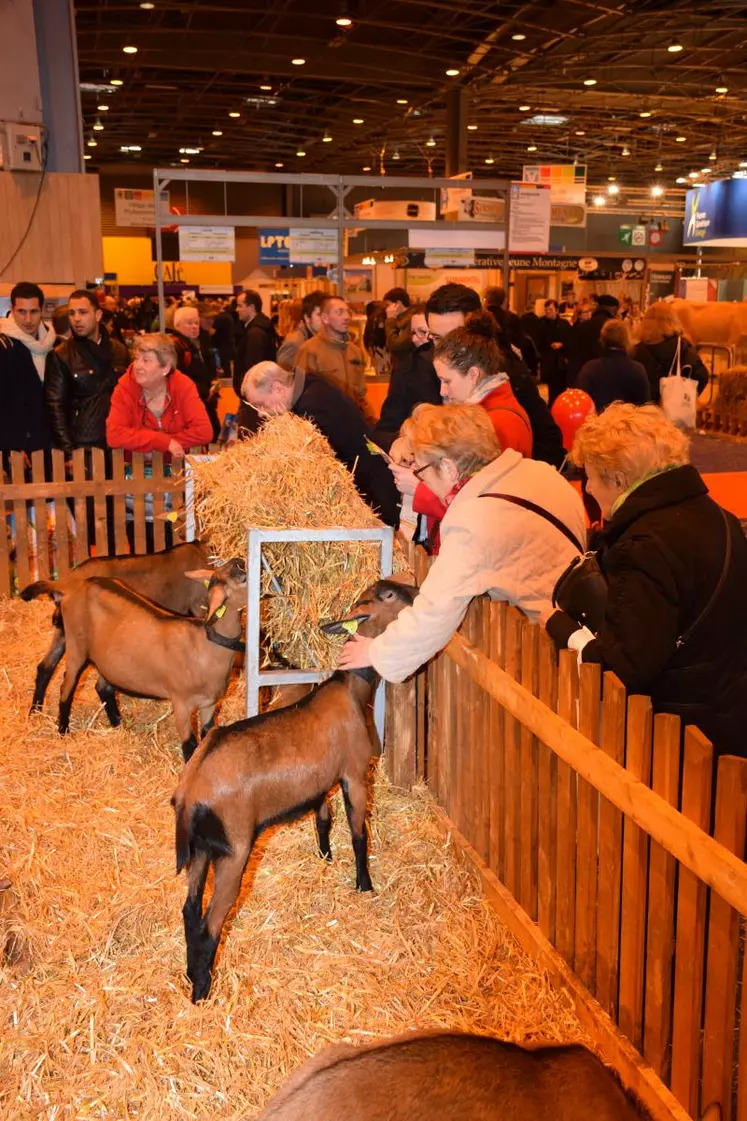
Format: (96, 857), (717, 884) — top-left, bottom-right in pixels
(258, 228), (290, 265)
(684, 178), (747, 246)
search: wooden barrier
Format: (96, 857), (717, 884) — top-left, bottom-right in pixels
(386, 546), (747, 1121)
(0, 446), (211, 597)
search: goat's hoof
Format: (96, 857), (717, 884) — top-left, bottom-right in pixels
(29, 703), (42, 717)
(191, 975), (212, 1003)
(357, 879), (374, 893)
(319, 849), (333, 863)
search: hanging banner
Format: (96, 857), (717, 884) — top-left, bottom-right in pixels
(522, 164), (587, 204)
(178, 225), (236, 262)
(288, 228), (338, 264)
(259, 228), (290, 265)
(508, 182), (552, 253)
(114, 188), (170, 228)
(424, 248), (476, 268)
(683, 178), (747, 247)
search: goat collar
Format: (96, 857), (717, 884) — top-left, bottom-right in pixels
(347, 666), (378, 685)
(205, 624), (245, 653)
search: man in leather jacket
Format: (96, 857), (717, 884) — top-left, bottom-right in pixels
(45, 290), (129, 456)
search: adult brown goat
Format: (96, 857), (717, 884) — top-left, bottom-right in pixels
(172, 578), (416, 1002)
(21, 542), (211, 713)
(255, 1032), (647, 1121)
(55, 558), (246, 760)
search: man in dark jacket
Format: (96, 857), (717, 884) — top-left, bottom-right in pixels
(577, 319), (650, 413)
(536, 300), (572, 405)
(233, 289), (278, 395)
(45, 289), (129, 455)
(169, 305), (220, 440)
(371, 305), (440, 451)
(567, 294), (619, 383)
(0, 281), (54, 464)
(424, 283), (565, 468)
(238, 361), (400, 528)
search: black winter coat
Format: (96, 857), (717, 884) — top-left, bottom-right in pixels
(233, 312), (278, 394)
(45, 326), (129, 453)
(504, 352), (566, 469)
(552, 466), (747, 758)
(371, 342), (441, 451)
(632, 335), (709, 401)
(577, 347), (651, 413)
(0, 335), (50, 455)
(237, 372), (400, 527)
(568, 308), (616, 381)
(536, 316), (572, 401)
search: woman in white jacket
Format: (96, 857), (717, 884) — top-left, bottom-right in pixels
(339, 403), (586, 683)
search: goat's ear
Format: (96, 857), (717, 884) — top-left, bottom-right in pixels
(378, 582), (418, 605)
(320, 613), (371, 636)
(185, 568), (214, 585)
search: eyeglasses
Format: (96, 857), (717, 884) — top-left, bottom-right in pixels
(412, 459), (438, 480)
(412, 327), (430, 339)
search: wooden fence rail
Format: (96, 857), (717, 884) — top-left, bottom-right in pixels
(385, 545), (747, 1121)
(0, 446), (212, 597)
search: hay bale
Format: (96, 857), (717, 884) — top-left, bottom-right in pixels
(188, 414), (402, 669)
(1, 597), (585, 1118)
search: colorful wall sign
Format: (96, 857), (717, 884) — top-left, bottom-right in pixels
(684, 178), (747, 247)
(258, 228), (290, 265)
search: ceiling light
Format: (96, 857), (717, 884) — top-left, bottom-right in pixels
(229, 111), (241, 118)
(180, 147), (200, 155)
(655, 162), (663, 171)
(97, 104), (109, 111)
(392, 150), (400, 160)
(700, 167), (712, 173)
(120, 145), (130, 152)
(526, 143), (537, 152)
(676, 176), (687, 184)
(260, 82), (273, 91)
(353, 117), (364, 124)
(485, 156), (495, 165)
(397, 98), (408, 105)
(275, 161), (284, 167)
(527, 114), (568, 126)
(467, 124), (478, 131)
(140, 1), (154, 7)
(362, 165), (371, 171)
(212, 129), (223, 136)
(621, 146), (630, 156)
(741, 161), (747, 168)
(122, 45), (138, 53)
(593, 195), (606, 206)
(129, 145), (142, 151)
(336, 15), (352, 26)
(512, 33), (526, 40)
(688, 170), (699, 178)
(651, 185), (664, 197)
(715, 85), (728, 94)
(709, 151), (717, 160)
(445, 69), (460, 77)
(93, 120), (104, 130)
(608, 175), (616, 181)
(640, 110), (652, 118)
(84, 154), (91, 160)
(180, 158), (189, 163)
(322, 133), (333, 142)
(583, 78), (597, 86)
(667, 42), (683, 53)
(292, 57), (306, 65)
(675, 135), (686, 142)
(87, 139), (97, 147)
(426, 136), (436, 147)
(575, 129), (585, 136)
(111, 79), (123, 86)
(519, 104), (531, 111)
(296, 149), (306, 156)
(607, 183), (619, 195)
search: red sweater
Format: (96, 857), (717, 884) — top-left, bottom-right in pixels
(106, 367), (213, 456)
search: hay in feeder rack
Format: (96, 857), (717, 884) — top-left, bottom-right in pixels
(188, 414), (404, 669)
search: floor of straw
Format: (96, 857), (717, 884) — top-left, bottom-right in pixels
(0, 597), (585, 1120)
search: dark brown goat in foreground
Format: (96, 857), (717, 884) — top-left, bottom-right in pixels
(53, 558), (246, 759)
(255, 1032), (648, 1121)
(172, 578), (416, 1002)
(21, 542), (211, 713)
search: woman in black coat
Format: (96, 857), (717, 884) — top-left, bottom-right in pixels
(577, 318), (650, 413)
(547, 402), (747, 760)
(632, 302), (709, 401)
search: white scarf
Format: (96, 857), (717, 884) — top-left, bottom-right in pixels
(466, 371), (508, 404)
(0, 315), (56, 380)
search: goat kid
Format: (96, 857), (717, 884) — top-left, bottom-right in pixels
(255, 1032), (648, 1121)
(55, 558), (246, 760)
(21, 542), (211, 714)
(172, 578), (416, 1002)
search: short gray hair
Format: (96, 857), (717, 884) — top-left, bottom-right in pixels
(134, 332), (177, 371)
(173, 305), (199, 331)
(241, 360), (293, 397)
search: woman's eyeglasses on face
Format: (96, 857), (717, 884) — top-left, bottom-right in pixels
(412, 459), (438, 480)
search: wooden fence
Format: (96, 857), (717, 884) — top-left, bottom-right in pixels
(385, 545), (747, 1121)
(0, 446), (212, 597)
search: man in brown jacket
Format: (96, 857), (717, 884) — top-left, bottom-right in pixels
(295, 296), (370, 416)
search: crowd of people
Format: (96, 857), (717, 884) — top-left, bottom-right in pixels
(1, 274), (743, 760)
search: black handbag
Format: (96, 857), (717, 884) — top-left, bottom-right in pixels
(552, 551), (608, 635)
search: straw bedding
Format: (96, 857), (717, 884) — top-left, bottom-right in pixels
(0, 597), (585, 1120)
(187, 414), (405, 670)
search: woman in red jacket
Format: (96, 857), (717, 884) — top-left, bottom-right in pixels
(106, 332), (213, 458)
(393, 311), (533, 553)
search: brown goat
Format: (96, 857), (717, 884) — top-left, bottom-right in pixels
(21, 541), (211, 713)
(55, 558), (247, 759)
(172, 578), (416, 1002)
(255, 1032), (647, 1121)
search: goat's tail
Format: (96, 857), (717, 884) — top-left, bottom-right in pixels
(173, 798), (232, 875)
(21, 580), (61, 603)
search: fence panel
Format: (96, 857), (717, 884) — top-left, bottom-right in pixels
(555, 649), (578, 964)
(488, 601), (506, 882)
(11, 452), (32, 590)
(575, 661), (602, 992)
(519, 622), (539, 922)
(31, 450), (50, 581)
(536, 630), (558, 943)
(596, 672), (626, 1018)
(502, 608), (523, 900)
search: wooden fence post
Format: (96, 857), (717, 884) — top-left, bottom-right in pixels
(488, 601), (506, 882)
(575, 660), (602, 992)
(555, 649), (578, 965)
(502, 608), (523, 900)
(596, 672), (626, 1019)
(519, 623), (539, 922)
(536, 630), (558, 944)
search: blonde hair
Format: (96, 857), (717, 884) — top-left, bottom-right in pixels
(403, 403), (500, 478)
(636, 302), (683, 346)
(571, 402), (690, 484)
(134, 332), (176, 371)
(242, 360), (293, 397)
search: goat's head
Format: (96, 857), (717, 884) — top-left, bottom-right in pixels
(320, 579), (417, 641)
(185, 558), (246, 621)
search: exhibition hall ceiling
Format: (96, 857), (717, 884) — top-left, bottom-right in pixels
(77, 0), (747, 188)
